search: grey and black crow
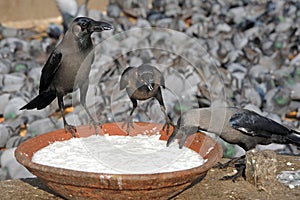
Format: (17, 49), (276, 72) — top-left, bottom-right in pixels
(20, 17), (113, 137)
(167, 107), (300, 179)
(167, 107), (300, 149)
(120, 64), (172, 134)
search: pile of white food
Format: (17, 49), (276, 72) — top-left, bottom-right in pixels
(32, 133), (207, 174)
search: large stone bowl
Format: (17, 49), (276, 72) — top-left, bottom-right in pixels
(15, 122), (222, 200)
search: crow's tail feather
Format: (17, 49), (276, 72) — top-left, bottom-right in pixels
(20, 92), (56, 110)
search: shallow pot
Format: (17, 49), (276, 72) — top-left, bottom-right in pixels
(15, 122), (222, 200)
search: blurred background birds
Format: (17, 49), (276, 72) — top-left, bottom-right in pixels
(55, 0), (90, 33)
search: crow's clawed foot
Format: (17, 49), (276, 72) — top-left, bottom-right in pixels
(219, 164), (246, 182)
(215, 156), (246, 169)
(162, 120), (174, 135)
(216, 161), (234, 169)
(166, 131), (176, 147)
(89, 120), (102, 135)
(121, 118), (135, 134)
(216, 156), (246, 181)
(64, 124), (77, 137)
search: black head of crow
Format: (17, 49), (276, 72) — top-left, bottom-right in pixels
(69, 17), (113, 49)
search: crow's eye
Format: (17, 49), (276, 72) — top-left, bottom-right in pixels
(81, 22), (88, 28)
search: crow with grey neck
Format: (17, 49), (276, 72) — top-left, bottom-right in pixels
(20, 17), (113, 137)
(167, 107), (300, 179)
(120, 64), (172, 134)
(167, 107), (300, 149)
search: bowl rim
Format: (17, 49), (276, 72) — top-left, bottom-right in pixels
(15, 122), (223, 188)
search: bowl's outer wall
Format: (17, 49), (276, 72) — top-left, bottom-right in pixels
(15, 123), (223, 200)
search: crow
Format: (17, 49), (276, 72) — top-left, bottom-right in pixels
(120, 64), (172, 134)
(20, 17), (113, 137)
(167, 106), (300, 180)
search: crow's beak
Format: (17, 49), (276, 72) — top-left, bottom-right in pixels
(166, 127), (179, 147)
(144, 80), (154, 91)
(91, 21), (113, 32)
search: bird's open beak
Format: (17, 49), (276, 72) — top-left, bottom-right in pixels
(91, 21), (113, 32)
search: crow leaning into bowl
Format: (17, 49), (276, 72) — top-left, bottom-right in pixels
(167, 107), (300, 180)
(20, 17), (113, 137)
(120, 64), (173, 134)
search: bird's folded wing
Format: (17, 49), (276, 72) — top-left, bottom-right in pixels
(39, 49), (62, 92)
(229, 110), (292, 137)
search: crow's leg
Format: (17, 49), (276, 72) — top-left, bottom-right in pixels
(80, 84), (101, 135)
(160, 105), (173, 135)
(220, 163), (246, 181)
(122, 97), (137, 134)
(216, 155), (245, 168)
(83, 104), (101, 135)
(216, 155), (246, 181)
(58, 95), (77, 137)
(166, 127), (179, 147)
(155, 87), (173, 134)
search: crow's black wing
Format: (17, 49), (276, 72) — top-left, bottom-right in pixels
(229, 109), (292, 137)
(39, 49), (62, 92)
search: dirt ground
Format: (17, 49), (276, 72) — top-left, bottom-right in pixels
(0, 155), (299, 200)
(175, 155), (300, 200)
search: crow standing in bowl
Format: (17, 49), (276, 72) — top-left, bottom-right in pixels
(120, 64), (173, 134)
(20, 17), (113, 137)
(167, 107), (300, 180)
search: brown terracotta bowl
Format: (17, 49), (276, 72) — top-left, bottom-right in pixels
(15, 122), (222, 200)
